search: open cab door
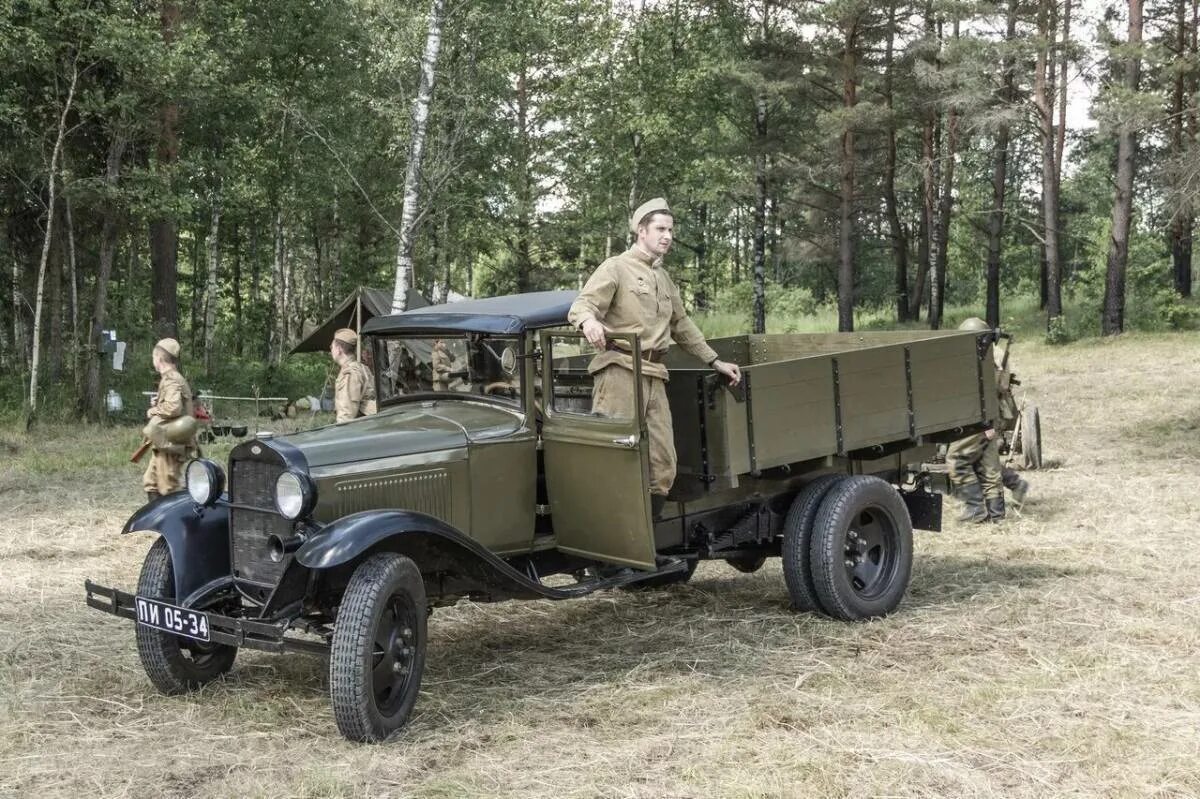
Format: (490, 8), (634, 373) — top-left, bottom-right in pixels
(539, 330), (656, 570)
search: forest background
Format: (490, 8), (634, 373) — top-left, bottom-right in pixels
(1, 0), (1196, 426)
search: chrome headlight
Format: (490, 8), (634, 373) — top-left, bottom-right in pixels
(186, 459), (224, 506)
(274, 470), (316, 520)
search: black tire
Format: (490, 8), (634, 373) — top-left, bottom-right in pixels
(781, 475), (845, 612)
(330, 553), (427, 743)
(726, 554), (767, 573)
(809, 476), (913, 621)
(1021, 405), (1043, 470)
(135, 538), (237, 695)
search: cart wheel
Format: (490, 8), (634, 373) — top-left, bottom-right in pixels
(135, 538), (237, 695)
(781, 474), (845, 612)
(330, 553), (427, 743)
(726, 554), (767, 573)
(1020, 405), (1043, 470)
(808, 476), (913, 621)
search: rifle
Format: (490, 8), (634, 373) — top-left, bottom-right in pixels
(130, 439), (152, 464)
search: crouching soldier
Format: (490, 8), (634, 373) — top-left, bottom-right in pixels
(142, 338), (197, 501)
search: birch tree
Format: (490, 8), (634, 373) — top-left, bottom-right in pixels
(28, 54), (80, 417)
(392, 0), (446, 313)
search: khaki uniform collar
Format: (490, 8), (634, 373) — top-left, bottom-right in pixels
(626, 246), (658, 267)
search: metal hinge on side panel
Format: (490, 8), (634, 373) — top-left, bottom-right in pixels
(744, 372), (757, 475)
(535, 504), (551, 516)
(904, 346), (916, 440)
(832, 357), (845, 455)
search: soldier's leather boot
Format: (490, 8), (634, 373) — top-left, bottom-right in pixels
(985, 496), (1006, 522)
(651, 494), (666, 520)
(1009, 478), (1029, 509)
(146, 490), (161, 503)
(956, 483), (988, 523)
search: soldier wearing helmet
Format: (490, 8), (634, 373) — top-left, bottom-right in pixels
(331, 328), (378, 423)
(142, 338), (196, 501)
(946, 317), (1030, 522)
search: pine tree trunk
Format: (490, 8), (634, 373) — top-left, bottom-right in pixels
(694, 201), (709, 311)
(837, 17), (859, 333)
(149, 1), (181, 341)
(64, 192), (79, 386)
(80, 132), (128, 421)
(272, 209), (287, 362)
(28, 56), (79, 416)
(1102, 0), (1143, 336)
(931, 15), (957, 332)
(752, 93), (768, 334)
(1171, 0), (1193, 297)
(986, 1), (1018, 328)
(231, 221), (242, 356)
(883, 2), (909, 323)
(1036, 0), (1064, 324)
(392, 0), (445, 313)
(203, 191), (220, 373)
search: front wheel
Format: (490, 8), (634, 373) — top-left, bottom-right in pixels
(135, 538), (237, 694)
(330, 553), (428, 743)
(808, 476), (913, 621)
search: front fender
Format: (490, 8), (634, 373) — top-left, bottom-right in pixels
(297, 510), (569, 601)
(122, 492), (231, 601)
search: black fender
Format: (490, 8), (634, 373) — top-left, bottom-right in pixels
(121, 492), (231, 602)
(297, 510), (592, 602)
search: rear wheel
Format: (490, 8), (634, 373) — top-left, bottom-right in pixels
(1020, 405), (1043, 469)
(808, 476), (913, 621)
(135, 538), (237, 694)
(781, 475), (844, 612)
(330, 553), (427, 743)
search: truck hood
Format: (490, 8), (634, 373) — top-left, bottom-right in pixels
(272, 400), (523, 469)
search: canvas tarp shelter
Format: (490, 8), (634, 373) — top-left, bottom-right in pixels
(289, 286), (429, 356)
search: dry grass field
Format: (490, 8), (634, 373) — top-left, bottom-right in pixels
(2, 332), (1199, 798)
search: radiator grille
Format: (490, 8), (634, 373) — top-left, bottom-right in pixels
(229, 458), (291, 585)
(335, 468), (450, 520)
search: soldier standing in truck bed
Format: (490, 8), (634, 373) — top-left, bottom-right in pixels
(331, 328), (378, 423)
(568, 197), (741, 517)
(143, 338), (195, 501)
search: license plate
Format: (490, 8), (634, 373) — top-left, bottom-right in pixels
(134, 596), (211, 642)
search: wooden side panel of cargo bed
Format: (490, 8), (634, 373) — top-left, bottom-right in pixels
(727, 357), (837, 473)
(908, 335), (994, 433)
(835, 346), (911, 451)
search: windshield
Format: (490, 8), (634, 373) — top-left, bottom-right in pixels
(373, 334), (523, 407)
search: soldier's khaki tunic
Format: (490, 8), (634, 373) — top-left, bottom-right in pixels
(143, 368), (194, 495)
(335, 361), (378, 422)
(567, 246), (719, 496)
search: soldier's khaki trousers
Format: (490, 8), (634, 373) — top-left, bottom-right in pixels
(591, 365), (675, 495)
(143, 449), (186, 495)
(946, 432), (1003, 501)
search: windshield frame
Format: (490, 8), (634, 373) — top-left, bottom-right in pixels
(370, 331), (528, 413)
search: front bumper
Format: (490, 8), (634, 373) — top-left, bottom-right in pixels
(84, 580), (328, 656)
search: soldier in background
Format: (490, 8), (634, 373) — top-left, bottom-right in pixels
(568, 197), (741, 518)
(143, 338), (195, 501)
(331, 328), (378, 422)
(951, 318), (1031, 522)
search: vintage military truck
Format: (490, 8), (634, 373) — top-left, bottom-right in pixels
(86, 291), (999, 743)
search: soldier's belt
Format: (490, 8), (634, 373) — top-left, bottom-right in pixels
(606, 342), (668, 363)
